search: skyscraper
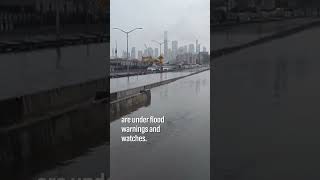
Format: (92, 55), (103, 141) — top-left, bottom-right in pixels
(178, 47), (184, 55)
(196, 40), (199, 53)
(164, 31), (168, 62)
(189, 44), (195, 54)
(155, 48), (159, 57)
(183, 45), (188, 54)
(203, 47), (207, 52)
(172, 41), (178, 62)
(147, 47), (154, 57)
(131, 47), (136, 59)
(168, 48), (173, 63)
(138, 50), (143, 60)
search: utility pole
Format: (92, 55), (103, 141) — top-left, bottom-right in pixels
(113, 27), (143, 73)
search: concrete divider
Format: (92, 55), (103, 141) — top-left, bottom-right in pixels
(0, 78), (108, 126)
(110, 90), (151, 122)
(110, 68), (209, 102)
(0, 99), (108, 171)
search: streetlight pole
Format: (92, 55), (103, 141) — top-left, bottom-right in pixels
(152, 40), (165, 56)
(113, 27), (143, 73)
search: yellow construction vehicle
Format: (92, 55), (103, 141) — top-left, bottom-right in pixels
(142, 56), (163, 65)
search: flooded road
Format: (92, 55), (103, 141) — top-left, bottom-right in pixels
(213, 25), (320, 179)
(213, 18), (320, 50)
(111, 70), (210, 180)
(0, 43), (107, 100)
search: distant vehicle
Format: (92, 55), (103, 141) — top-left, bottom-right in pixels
(162, 67), (169, 71)
(147, 66), (158, 72)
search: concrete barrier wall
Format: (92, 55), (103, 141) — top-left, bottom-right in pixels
(110, 68), (209, 102)
(110, 90), (151, 122)
(0, 100), (108, 171)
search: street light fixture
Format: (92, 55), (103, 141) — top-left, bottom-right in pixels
(152, 40), (165, 56)
(113, 27), (143, 73)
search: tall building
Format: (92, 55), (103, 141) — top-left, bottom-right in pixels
(183, 45), (188, 54)
(196, 40), (199, 53)
(144, 49), (148, 56)
(203, 46), (207, 52)
(131, 47), (136, 59)
(172, 41), (178, 61)
(164, 31), (168, 62)
(189, 44), (195, 54)
(154, 48), (159, 57)
(122, 51), (129, 59)
(147, 47), (154, 57)
(138, 50), (143, 60)
(168, 48), (173, 63)
(178, 47), (184, 55)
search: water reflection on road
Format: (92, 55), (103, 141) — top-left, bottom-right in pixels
(111, 71), (210, 180)
(213, 18), (319, 50)
(213, 26), (320, 179)
(0, 43), (107, 100)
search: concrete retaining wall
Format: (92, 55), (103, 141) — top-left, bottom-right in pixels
(110, 90), (151, 122)
(0, 78), (107, 126)
(110, 68), (209, 102)
(0, 99), (108, 171)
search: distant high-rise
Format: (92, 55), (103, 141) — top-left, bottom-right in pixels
(196, 40), (199, 53)
(131, 47), (136, 59)
(155, 48), (159, 57)
(168, 48), (173, 63)
(183, 45), (188, 54)
(122, 51), (128, 59)
(172, 41), (178, 61)
(164, 31), (168, 61)
(138, 50), (143, 60)
(189, 44), (195, 54)
(147, 47), (154, 57)
(203, 47), (207, 52)
(144, 49), (148, 56)
(178, 47), (184, 55)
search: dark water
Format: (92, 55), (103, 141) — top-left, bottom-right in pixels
(213, 26), (320, 179)
(213, 18), (319, 50)
(111, 71), (210, 180)
(0, 43), (107, 100)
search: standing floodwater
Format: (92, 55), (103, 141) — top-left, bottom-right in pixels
(213, 25), (320, 179)
(111, 71), (210, 180)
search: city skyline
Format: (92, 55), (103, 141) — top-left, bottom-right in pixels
(112, 40), (208, 61)
(110, 0), (210, 56)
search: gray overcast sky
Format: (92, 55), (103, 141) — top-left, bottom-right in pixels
(110, 0), (210, 55)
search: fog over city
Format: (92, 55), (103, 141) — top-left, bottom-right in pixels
(110, 0), (210, 55)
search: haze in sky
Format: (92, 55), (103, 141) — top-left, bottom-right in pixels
(110, 0), (210, 56)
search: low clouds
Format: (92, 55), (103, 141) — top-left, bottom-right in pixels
(110, 0), (210, 53)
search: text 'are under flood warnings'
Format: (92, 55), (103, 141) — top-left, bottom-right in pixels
(120, 116), (165, 142)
